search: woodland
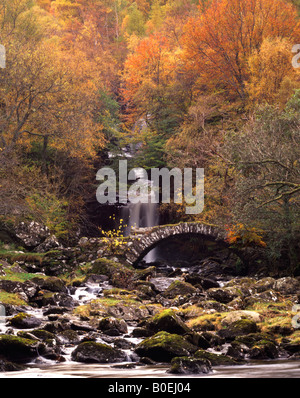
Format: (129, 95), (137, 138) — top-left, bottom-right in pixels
(0, 0), (300, 274)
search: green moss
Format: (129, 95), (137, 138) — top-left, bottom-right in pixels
(187, 313), (224, 331)
(135, 331), (198, 362)
(0, 334), (37, 347)
(0, 291), (27, 305)
(194, 349), (244, 366)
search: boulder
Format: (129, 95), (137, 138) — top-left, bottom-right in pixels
(206, 287), (240, 304)
(14, 222), (50, 248)
(248, 340), (279, 359)
(31, 277), (67, 293)
(98, 317), (128, 336)
(34, 235), (62, 253)
(71, 341), (128, 363)
(273, 277), (300, 295)
(162, 280), (199, 299)
(168, 356), (212, 374)
(0, 359), (26, 372)
(8, 312), (43, 329)
(57, 329), (81, 345)
(0, 280), (38, 301)
(0, 335), (45, 363)
(218, 319), (259, 341)
(221, 311), (263, 327)
(140, 309), (191, 336)
(254, 277), (275, 293)
(134, 331), (198, 362)
(194, 349), (245, 365)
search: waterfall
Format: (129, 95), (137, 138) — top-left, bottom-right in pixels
(121, 168), (159, 263)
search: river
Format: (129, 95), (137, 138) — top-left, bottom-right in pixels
(1, 359), (300, 378)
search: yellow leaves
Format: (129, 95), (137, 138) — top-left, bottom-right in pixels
(245, 37), (300, 107)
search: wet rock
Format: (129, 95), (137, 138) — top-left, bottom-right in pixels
(98, 317), (128, 336)
(200, 331), (225, 348)
(0, 359), (27, 372)
(71, 341), (128, 363)
(134, 331), (198, 362)
(226, 341), (250, 360)
(194, 349), (245, 365)
(280, 340), (300, 355)
(248, 340), (279, 359)
(168, 356), (212, 374)
(57, 329), (81, 345)
(183, 273), (204, 289)
(200, 278), (220, 290)
(273, 277), (300, 295)
(218, 319), (259, 341)
(206, 287), (240, 304)
(140, 309), (191, 336)
(0, 335), (45, 363)
(131, 327), (153, 338)
(184, 332), (211, 349)
(8, 312), (43, 329)
(134, 281), (157, 299)
(28, 329), (56, 342)
(162, 280), (199, 299)
(31, 276), (67, 293)
(43, 306), (70, 316)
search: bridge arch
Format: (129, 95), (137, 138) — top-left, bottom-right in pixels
(124, 222), (227, 266)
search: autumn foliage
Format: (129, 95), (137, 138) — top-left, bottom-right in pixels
(0, 0), (299, 268)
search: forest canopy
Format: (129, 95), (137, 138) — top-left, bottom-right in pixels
(0, 0), (299, 271)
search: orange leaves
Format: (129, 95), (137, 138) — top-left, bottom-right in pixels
(182, 0), (300, 101)
(226, 224), (267, 248)
(122, 32), (177, 122)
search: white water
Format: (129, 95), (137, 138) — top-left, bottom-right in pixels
(121, 168), (159, 263)
(1, 280), (300, 378)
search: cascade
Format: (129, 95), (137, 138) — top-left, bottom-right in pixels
(121, 167), (159, 263)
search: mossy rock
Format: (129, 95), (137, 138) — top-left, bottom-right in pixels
(248, 340), (279, 359)
(57, 329), (81, 345)
(194, 349), (245, 366)
(218, 319), (259, 341)
(71, 341), (128, 363)
(206, 287), (240, 304)
(135, 331), (198, 362)
(8, 312), (42, 329)
(234, 332), (276, 348)
(31, 276), (67, 293)
(0, 335), (45, 363)
(162, 280), (199, 299)
(141, 309), (191, 335)
(90, 258), (135, 289)
(0, 359), (26, 372)
(98, 316), (128, 336)
(28, 329), (56, 341)
(168, 356), (212, 374)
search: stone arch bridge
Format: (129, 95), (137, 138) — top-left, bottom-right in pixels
(124, 222), (227, 266)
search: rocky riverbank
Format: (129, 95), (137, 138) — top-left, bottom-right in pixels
(1, 239), (300, 376)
